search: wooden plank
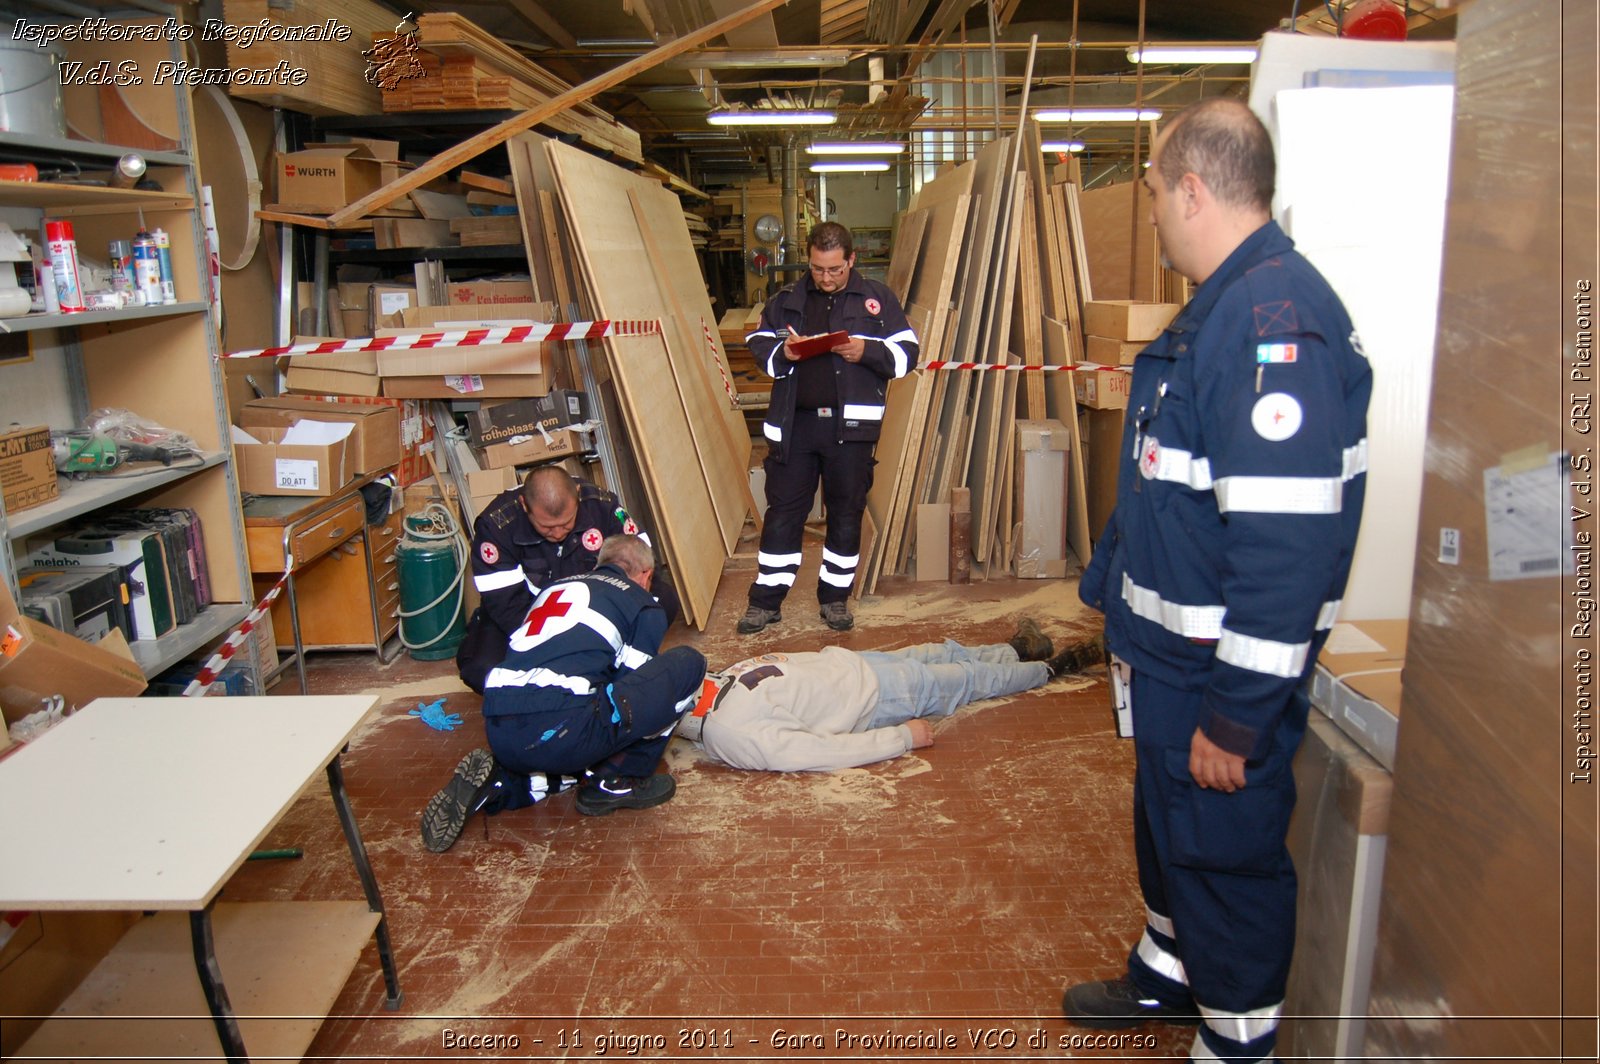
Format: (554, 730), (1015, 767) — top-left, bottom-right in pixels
(324, 0), (789, 226)
(914, 502), (951, 581)
(884, 207), (930, 307)
(1042, 319), (1092, 568)
(460, 171), (514, 196)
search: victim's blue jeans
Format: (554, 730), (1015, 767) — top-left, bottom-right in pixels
(859, 640), (1048, 728)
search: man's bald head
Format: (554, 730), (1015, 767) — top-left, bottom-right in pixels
(522, 467), (580, 540)
(1153, 97), (1275, 217)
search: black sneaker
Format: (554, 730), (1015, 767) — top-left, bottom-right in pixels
(1048, 639), (1105, 678)
(1007, 618), (1054, 662)
(421, 748), (496, 853)
(736, 606), (781, 634)
(575, 773), (677, 817)
(819, 601), (854, 631)
(1061, 976), (1201, 1029)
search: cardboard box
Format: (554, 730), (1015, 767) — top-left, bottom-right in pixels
(1014, 419), (1070, 579)
(480, 428), (582, 469)
(0, 424), (58, 516)
(466, 390), (591, 449)
(276, 143), (383, 214)
(443, 278), (537, 306)
(1310, 619), (1407, 770)
(373, 218), (458, 250)
(0, 577), (146, 726)
(370, 283), (417, 330)
(398, 301), (556, 331)
(375, 304), (554, 381)
(1083, 300), (1181, 342)
(240, 397), (402, 474)
(285, 346), (383, 398)
(1086, 334), (1149, 366)
(465, 467), (519, 520)
(1071, 363), (1133, 410)
(233, 425), (350, 497)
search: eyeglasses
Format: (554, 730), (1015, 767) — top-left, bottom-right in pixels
(809, 263), (849, 278)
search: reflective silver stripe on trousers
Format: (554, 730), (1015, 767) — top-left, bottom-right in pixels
(1215, 474), (1342, 514)
(1198, 1001), (1283, 1045)
(483, 665), (595, 695)
(822, 548), (858, 568)
(1217, 627), (1310, 678)
(755, 571), (796, 587)
(1189, 1033), (1223, 1061)
(819, 568), (854, 587)
(1142, 440), (1214, 490)
(1145, 906), (1176, 939)
(759, 551), (804, 567)
(474, 568), (527, 593)
(841, 403), (884, 421)
(1122, 573), (1225, 640)
(1135, 929), (1188, 985)
(617, 645), (651, 670)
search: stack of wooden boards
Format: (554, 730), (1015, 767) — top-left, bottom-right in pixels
(499, 132), (754, 630)
(219, 2), (640, 164)
(860, 122), (1102, 593)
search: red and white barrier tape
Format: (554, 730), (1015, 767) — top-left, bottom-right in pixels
(701, 317), (739, 409)
(219, 319), (661, 361)
(182, 575), (286, 696)
(924, 361), (1116, 372)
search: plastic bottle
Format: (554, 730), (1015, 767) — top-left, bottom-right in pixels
(44, 220), (85, 313)
(132, 227), (163, 307)
(152, 227), (176, 304)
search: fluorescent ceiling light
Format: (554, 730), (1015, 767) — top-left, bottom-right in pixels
(808, 141), (905, 155)
(1034, 108), (1162, 123)
(809, 161), (892, 173)
(1128, 46), (1259, 65)
(1040, 141), (1086, 153)
(707, 110), (837, 126)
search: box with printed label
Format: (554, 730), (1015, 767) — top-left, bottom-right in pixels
(240, 397), (401, 474)
(269, 394), (433, 487)
(233, 426), (350, 497)
(1071, 363), (1132, 410)
(479, 428), (581, 469)
(381, 374), (545, 400)
(275, 143), (383, 214)
(1310, 619), (1407, 770)
(442, 278), (537, 306)
(0, 424), (58, 516)
(1083, 300), (1181, 342)
(0, 576), (146, 726)
(466, 390), (591, 450)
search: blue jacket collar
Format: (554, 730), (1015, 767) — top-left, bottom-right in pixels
(1170, 219), (1294, 332)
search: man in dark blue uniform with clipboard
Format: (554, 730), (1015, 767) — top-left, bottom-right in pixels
(738, 222), (919, 634)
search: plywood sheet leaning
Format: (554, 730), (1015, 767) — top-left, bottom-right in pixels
(1012, 181), (1047, 419)
(1042, 318), (1092, 569)
(884, 208), (931, 307)
(1079, 180), (1161, 302)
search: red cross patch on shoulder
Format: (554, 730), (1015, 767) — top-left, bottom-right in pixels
(480, 541), (500, 564)
(582, 527), (603, 551)
(623, 518), (639, 535)
(865, 298), (881, 315)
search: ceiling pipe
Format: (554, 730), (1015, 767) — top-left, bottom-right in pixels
(781, 133), (801, 265)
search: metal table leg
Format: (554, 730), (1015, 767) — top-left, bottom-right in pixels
(190, 904), (249, 1063)
(326, 755), (404, 1008)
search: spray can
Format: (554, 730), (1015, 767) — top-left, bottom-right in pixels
(107, 239), (135, 304)
(151, 227), (176, 304)
(132, 227), (163, 307)
(108, 153), (146, 189)
(44, 220), (85, 313)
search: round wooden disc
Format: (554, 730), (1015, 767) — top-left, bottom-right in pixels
(192, 86), (262, 271)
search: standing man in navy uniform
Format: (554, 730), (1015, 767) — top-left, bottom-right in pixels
(738, 221), (919, 635)
(1064, 98), (1371, 1063)
(423, 535), (705, 852)
(457, 466), (679, 694)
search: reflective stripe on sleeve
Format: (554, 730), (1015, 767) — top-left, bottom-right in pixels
(1216, 627), (1311, 678)
(879, 327), (917, 377)
(1214, 475), (1342, 514)
(1343, 438), (1369, 480)
(474, 568), (527, 592)
(1198, 1001), (1283, 1045)
(1316, 599), (1341, 629)
(1122, 573), (1225, 640)
(1144, 443), (1214, 490)
(764, 422), (783, 442)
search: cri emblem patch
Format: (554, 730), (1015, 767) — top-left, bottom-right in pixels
(1251, 393), (1303, 441)
(479, 541), (500, 564)
(865, 298), (881, 315)
(582, 527), (603, 551)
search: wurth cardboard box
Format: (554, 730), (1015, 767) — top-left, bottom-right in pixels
(276, 143), (383, 214)
(0, 576), (146, 726)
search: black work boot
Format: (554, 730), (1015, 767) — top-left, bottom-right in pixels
(575, 773), (677, 816)
(1047, 639), (1105, 678)
(737, 605), (781, 634)
(1007, 618), (1054, 662)
(1061, 976), (1201, 1029)
(421, 748), (496, 853)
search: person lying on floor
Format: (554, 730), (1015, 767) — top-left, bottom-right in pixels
(676, 620), (1102, 772)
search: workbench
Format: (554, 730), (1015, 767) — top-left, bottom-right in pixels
(0, 695), (402, 1062)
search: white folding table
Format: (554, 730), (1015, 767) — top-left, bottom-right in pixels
(0, 695), (402, 1062)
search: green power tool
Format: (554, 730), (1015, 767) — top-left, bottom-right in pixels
(50, 432), (186, 478)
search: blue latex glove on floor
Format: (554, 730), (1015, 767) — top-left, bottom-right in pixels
(410, 698), (463, 732)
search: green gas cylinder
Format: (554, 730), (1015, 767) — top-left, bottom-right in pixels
(396, 512), (466, 660)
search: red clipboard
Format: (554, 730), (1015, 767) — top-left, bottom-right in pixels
(786, 330), (848, 359)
